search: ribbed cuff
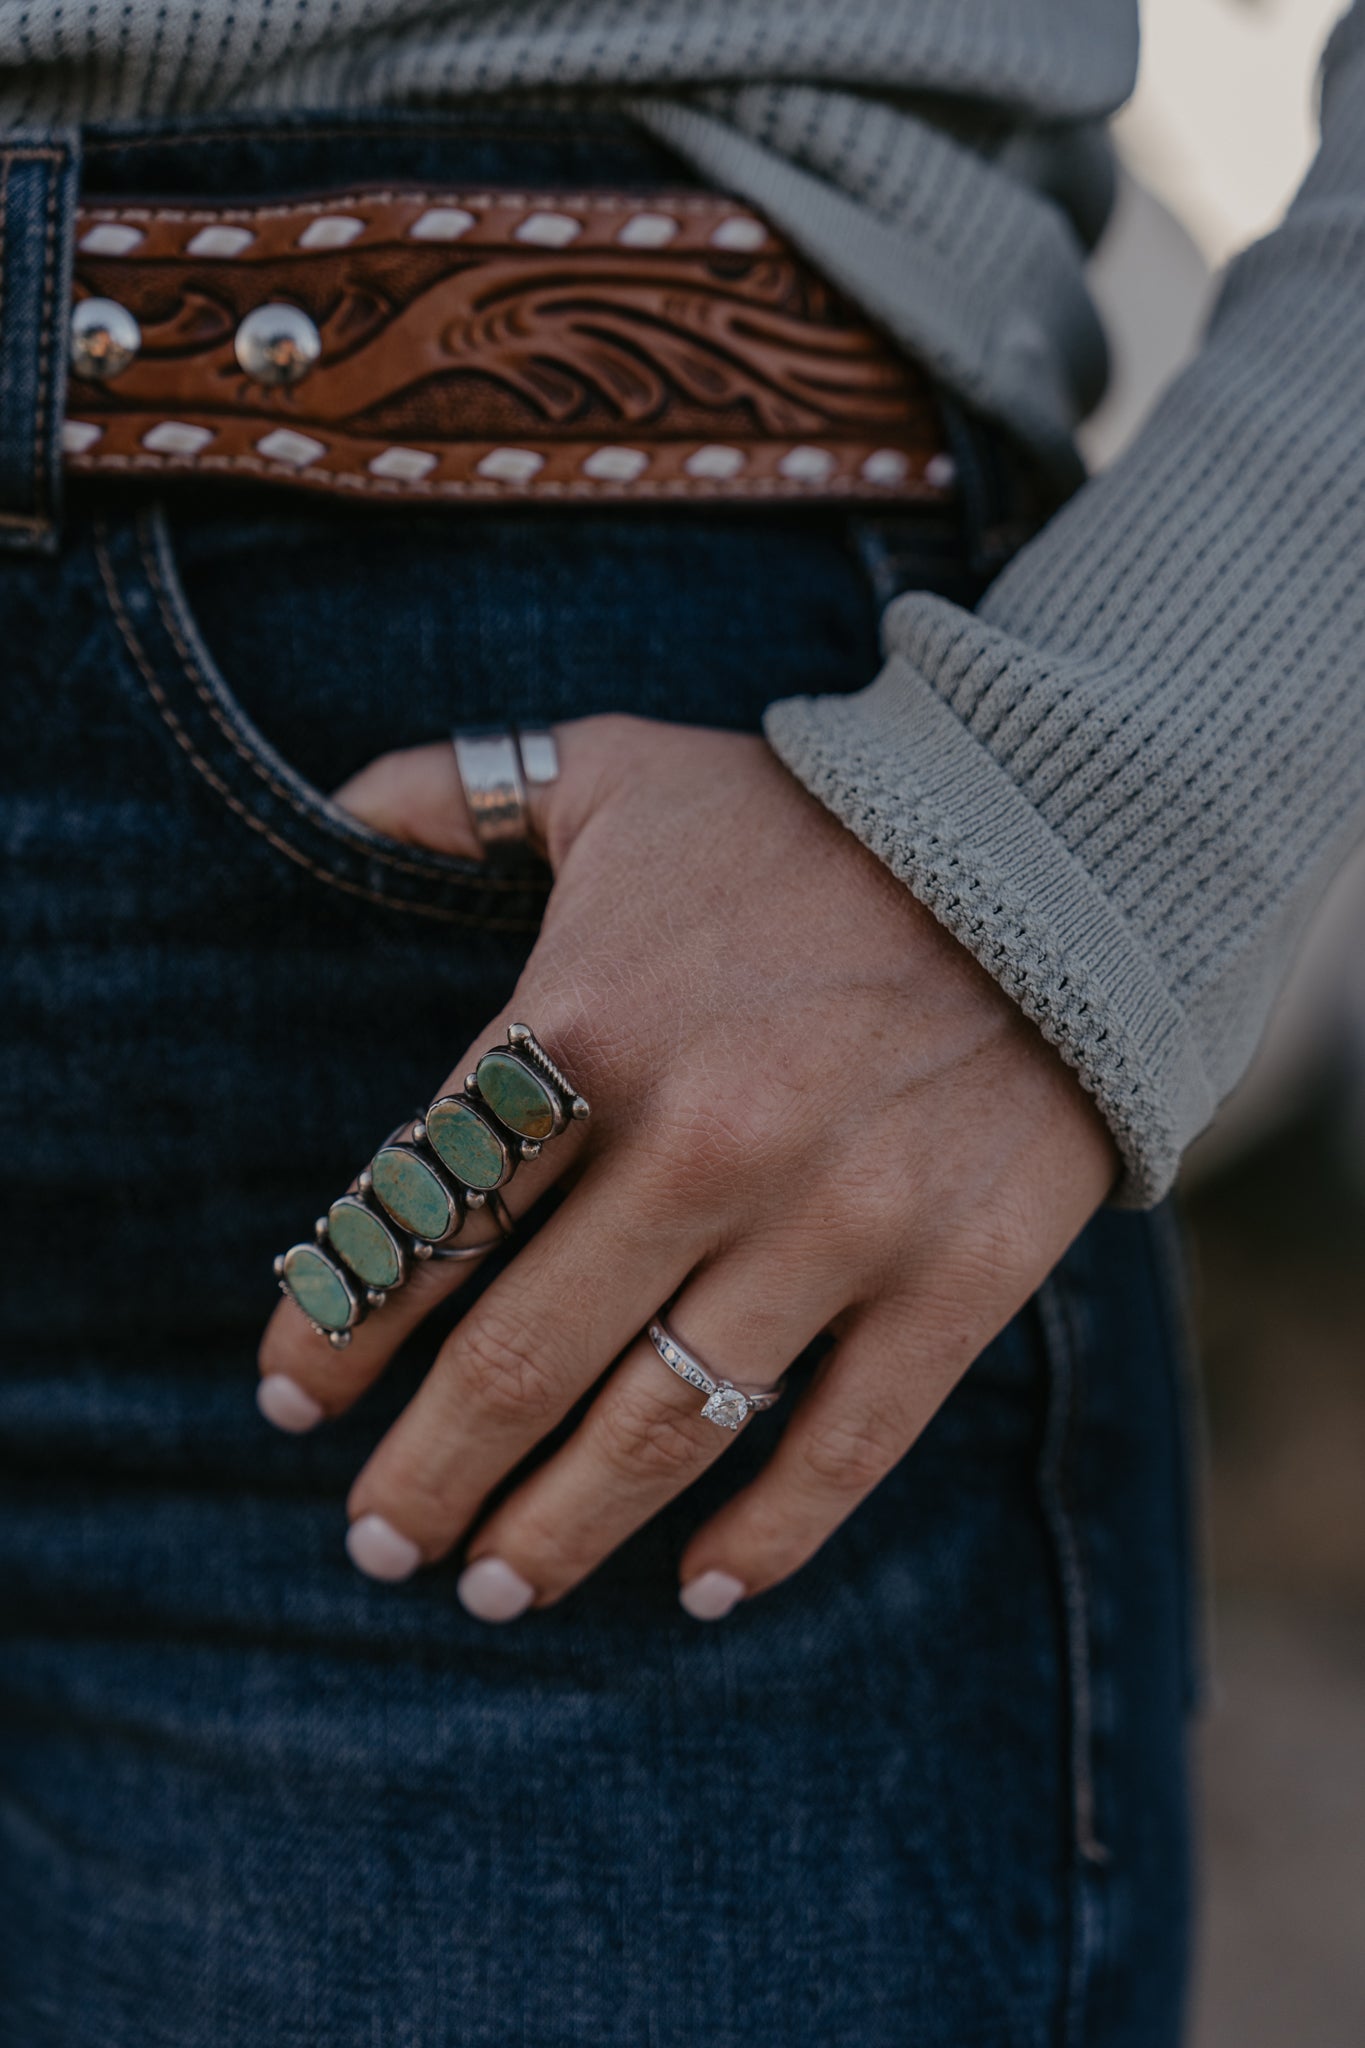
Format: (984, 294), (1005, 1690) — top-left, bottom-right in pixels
(764, 648), (1217, 1206)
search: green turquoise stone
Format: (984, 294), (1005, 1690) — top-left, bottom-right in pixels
(476, 1051), (556, 1140)
(371, 1145), (456, 1241)
(282, 1243), (354, 1331)
(425, 1096), (508, 1190)
(327, 1198), (402, 1289)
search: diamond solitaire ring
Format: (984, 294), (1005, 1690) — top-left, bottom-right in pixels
(646, 1317), (785, 1432)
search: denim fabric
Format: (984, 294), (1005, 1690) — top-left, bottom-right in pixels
(1, 115), (1197, 2047)
(0, 128), (80, 551)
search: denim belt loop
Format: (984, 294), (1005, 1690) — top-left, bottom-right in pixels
(0, 127), (81, 554)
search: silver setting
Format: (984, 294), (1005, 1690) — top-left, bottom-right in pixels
(276, 1240), (365, 1341)
(507, 1024), (589, 1127)
(70, 297), (142, 382)
(234, 301), (322, 387)
(647, 1318), (784, 1432)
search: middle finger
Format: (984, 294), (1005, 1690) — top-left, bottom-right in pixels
(342, 1150), (707, 1577)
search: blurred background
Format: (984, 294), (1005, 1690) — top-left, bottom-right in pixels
(1083, 4), (1365, 2041)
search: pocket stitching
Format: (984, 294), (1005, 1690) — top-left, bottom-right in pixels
(132, 507), (531, 888)
(94, 519), (541, 928)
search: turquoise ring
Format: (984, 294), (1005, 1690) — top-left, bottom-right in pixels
(274, 1024), (589, 1346)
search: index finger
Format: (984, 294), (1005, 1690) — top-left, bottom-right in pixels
(256, 1014), (592, 1428)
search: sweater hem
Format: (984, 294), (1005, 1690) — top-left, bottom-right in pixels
(764, 660), (1215, 1206)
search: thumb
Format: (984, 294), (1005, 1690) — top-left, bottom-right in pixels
(332, 724), (593, 867)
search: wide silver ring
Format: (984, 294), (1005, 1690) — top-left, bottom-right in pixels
(647, 1317), (785, 1432)
(452, 725), (558, 855)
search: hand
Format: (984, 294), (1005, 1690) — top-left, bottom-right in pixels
(257, 715), (1117, 1619)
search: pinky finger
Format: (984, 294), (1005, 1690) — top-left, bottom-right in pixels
(676, 1303), (965, 1614)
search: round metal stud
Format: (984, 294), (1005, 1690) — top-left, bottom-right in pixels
(70, 297), (142, 382)
(234, 301), (322, 387)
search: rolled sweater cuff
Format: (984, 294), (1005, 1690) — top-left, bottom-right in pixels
(764, 616), (1216, 1208)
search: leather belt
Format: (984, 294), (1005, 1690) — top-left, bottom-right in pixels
(64, 184), (956, 509)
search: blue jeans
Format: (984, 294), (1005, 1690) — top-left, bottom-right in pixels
(1, 114), (1199, 2046)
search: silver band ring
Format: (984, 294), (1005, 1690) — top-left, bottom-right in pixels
(424, 1189), (516, 1260)
(647, 1317), (785, 1432)
(452, 725), (558, 855)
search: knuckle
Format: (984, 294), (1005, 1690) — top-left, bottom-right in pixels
(796, 1407), (893, 1496)
(456, 1302), (564, 1426)
(495, 1509), (589, 1588)
(594, 1390), (709, 1485)
(653, 1074), (771, 1194)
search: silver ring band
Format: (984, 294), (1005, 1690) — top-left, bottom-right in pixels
(425, 1189), (516, 1259)
(452, 725), (558, 854)
(647, 1317), (785, 1432)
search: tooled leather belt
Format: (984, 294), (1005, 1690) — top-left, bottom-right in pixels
(64, 184), (956, 509)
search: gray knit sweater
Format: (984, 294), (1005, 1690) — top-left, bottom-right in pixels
(5, 2), (1363, 1200)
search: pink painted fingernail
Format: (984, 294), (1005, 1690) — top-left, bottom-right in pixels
(346, 1513), (423, 1583)
(457, 1556), (535, 1623)
(679, 1570), (746, 1621)
(256, 1374), (324, 1433)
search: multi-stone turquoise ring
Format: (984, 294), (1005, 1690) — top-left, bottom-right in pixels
(275, 1024), (589, 1346)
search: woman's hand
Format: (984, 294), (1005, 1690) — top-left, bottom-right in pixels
(257, 715), (1117, 1619)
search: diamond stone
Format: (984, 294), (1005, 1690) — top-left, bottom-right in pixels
(701, 1385), (750, 1431)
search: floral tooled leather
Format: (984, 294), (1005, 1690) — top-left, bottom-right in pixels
(67, 187), (953, 505)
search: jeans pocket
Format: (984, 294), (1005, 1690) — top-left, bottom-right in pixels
(93, 499), (549, 929)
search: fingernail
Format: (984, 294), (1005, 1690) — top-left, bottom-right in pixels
(346, 1513), (423, 1583)
(456, 1555), (536, 1624)
(679, 1570), (746, 1622)
(256, 1374), (324, 1434)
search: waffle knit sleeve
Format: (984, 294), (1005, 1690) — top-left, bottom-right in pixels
(764, 3), (1365, 1204)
